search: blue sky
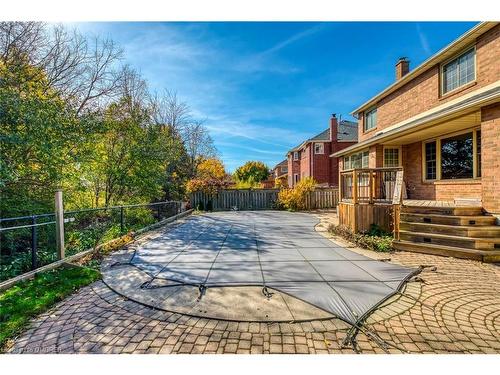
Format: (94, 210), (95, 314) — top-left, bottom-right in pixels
(75, 22), (477, 172)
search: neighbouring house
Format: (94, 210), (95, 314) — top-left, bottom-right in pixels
(332, 22), (500, 262)
(272, 160), (288, 187)
(287, 115), (357, 187)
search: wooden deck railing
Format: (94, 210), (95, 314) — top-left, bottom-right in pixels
(339, 167), (403, 204)
(339, 167), (404, 238)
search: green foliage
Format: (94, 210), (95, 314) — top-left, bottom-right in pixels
(186, 158), (228, 195)
(234, 178), (262, 189)
(276, 177), (316, 211)
(329, 224), (394, 253)
(233, 161), (269, 184)
(0, 266), (101, 350)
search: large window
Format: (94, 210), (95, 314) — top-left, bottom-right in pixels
(442, 48), (475, 94)
(441, 132), (473, 179)
(423, 129), (481, 181)
(383, 147), (400, 167)
(293, 151), (299, 161)
(343, 150), (369, 170)
(364, 108), (377, 131)
(314, 143), (324, 154)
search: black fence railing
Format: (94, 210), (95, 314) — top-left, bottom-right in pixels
(0, 201), (183, 282)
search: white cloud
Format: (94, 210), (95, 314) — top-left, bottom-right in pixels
(416, 23), (431, 55)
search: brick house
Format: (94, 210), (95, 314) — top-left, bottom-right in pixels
(332, 22), (500, 261)
(272, 160), (288, 187)
(287, 115), (357, 187)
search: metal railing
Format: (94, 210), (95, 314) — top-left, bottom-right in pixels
(0, 199), (184, 282)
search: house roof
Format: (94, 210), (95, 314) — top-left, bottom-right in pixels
(351, 22), (498, 116)
(331, 81), (500, 158)
(287, 120), (358, 154)
(273, 159), (288, 170)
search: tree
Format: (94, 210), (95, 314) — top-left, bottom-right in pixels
(186, 158), (228, 195)
(234, 161), (270, 185)
(0, 53), (98, 215)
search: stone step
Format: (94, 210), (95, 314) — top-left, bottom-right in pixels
(401, 205), (483, 216)
(399, 230), (500, 250)
(400, 221), (500, 238)
(393, 240), (500, 263)
(400, 212), (497, 226)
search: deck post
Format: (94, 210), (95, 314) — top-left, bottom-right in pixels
(54, 190), (65, 260)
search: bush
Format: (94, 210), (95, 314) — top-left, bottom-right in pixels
(276, 177), (316, 211)
(329, 224), (394, 253)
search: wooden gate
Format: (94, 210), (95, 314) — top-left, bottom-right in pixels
(190, 189), (280, 211)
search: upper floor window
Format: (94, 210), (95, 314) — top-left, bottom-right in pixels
(281, 166), (288, 173)
(441, 47), (475, 95)
(364, 108), (377, 132)
(293, 151), (299, 161)
(314, 143), (324, 154)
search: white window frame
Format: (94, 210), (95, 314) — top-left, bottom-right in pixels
(440, 46), (476, 95)
(293, 151), (299, 161)
(422, 128), (481, 182)
(293, 173), (299, 184)
(364, 107), (377, 132)
(383, 146), (402, 167)
(314, 143), (324, 155)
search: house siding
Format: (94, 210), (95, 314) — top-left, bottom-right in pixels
(346, 24), (499, 214)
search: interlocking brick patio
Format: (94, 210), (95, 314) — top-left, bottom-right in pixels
(5, 213), (500, 354)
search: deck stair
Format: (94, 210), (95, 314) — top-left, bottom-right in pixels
(394, 204), (500, 262)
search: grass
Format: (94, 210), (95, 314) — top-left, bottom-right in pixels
(0, 266), (101, 351)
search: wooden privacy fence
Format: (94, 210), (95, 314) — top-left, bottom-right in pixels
(305, 188), (339, 209)
(190, 188), (339, 211)
(191, 189), (280, 211)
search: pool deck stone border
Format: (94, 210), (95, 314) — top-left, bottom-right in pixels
(5, 211), (500, 354)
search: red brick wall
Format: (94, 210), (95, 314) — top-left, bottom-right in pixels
(287, 154), (301, 187)
(300, 144), (311, 181)
(401, 141), (482, 201)
(357, 24), (500, 143)
(330, 141), (357, 186)
(481, 103), (500, 214)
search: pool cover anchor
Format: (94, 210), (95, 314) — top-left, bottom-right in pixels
(197, 284), (207, 302)
(262, 286), (274, 299)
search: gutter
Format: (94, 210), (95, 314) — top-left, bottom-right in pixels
(331, 82), (500, 158)
(351, 22), (497, 116)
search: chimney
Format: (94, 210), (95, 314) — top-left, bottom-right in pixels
(395, 57), (410, 80)
(330, 113), (338, 142)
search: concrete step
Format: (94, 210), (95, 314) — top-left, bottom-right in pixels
(400, 221), (500, 238)
(400, 212), (497, 226)
(399, 230), (500, 250)
(393, 240), (500, 263)
(401, 205), (483, 216)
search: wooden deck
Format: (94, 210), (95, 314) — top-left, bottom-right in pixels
(403, 200), (482, 208)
